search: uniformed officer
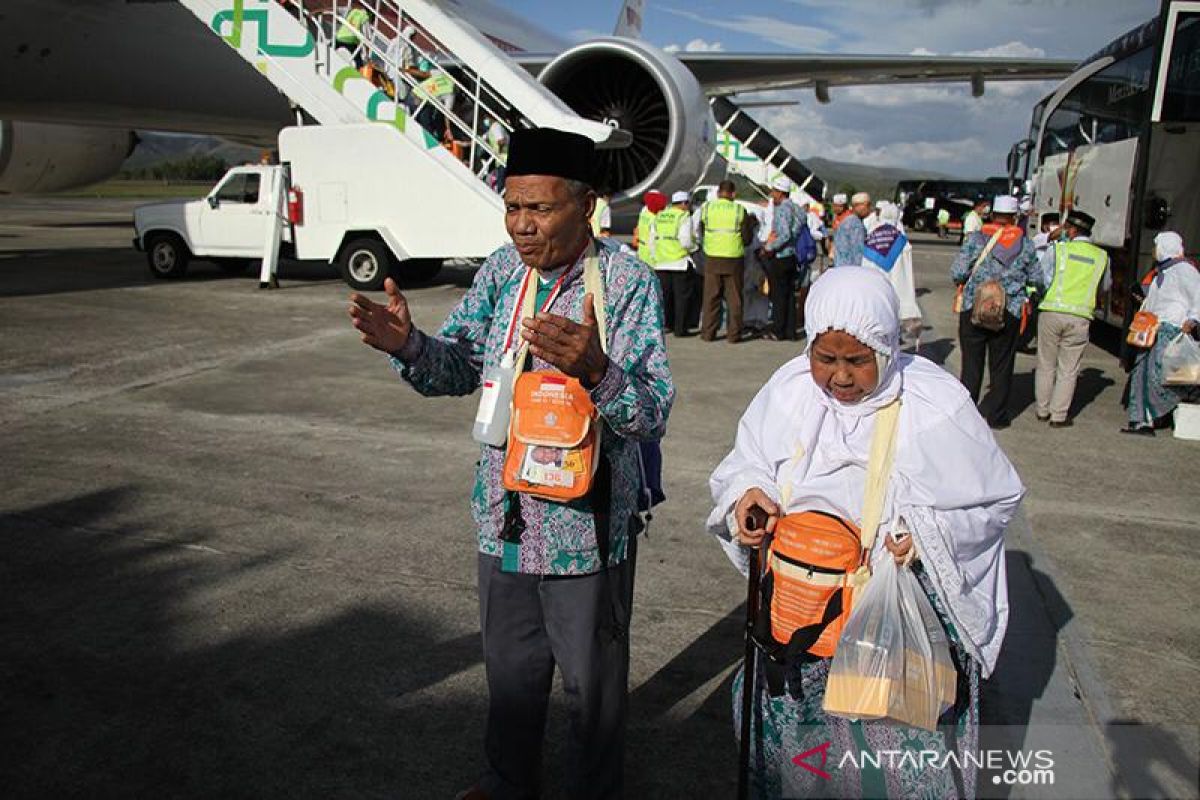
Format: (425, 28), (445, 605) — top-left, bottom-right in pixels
(653, 191), (700, 336)
(1034, 209), (1111, 427)
(698, 180), (755, 342)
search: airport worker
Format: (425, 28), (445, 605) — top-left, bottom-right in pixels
(415, 63), (456, 142)
(698, 179), (756, 342)
(1123, 231), (1200, 435)
(937, 206), (951, 238)
(335, 4), (371, 68)
(653, 191), (701, 336)
(961, 197), (987, 243)
(591, 191), (612, 237)
(862, 202), (923, 343)
(484, 117), (510, 191)
(632, 190), (667, 268)
(951, 195), (1045, 429)
(1033, 210), (1111, 427)
(757, 177), (803, 341)
(708, 265), (1024, 799)
(832, 191), (870, 267)
(348, 127), (674, 800)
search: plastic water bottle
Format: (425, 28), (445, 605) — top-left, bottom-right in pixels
(472, 351), (516, 446)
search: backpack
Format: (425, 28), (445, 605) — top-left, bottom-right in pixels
(794, 218), (818, 266)
(751, 400), (901, 696)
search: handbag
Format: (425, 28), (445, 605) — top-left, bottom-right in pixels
(1126, 309), (1160, 349)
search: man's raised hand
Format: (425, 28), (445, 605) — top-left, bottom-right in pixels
(349, 277), (412, 354)
(520, 292), (608, 387)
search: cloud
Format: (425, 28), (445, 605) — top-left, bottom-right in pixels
(663, 38), (725, 54)
(660, 7), (835, 51)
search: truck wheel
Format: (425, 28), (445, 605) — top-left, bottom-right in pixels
(402, 258), (443, 285)
(339, 238), (391, 291)
(146, 233), (190, 279)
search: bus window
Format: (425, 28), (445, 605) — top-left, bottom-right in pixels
(1042, 45), (1155, 159)
(1162, 13), (1200, 121)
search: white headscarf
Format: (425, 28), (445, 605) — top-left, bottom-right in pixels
(708, 267), (1024, 675)
(1155, 231), (1185, 261)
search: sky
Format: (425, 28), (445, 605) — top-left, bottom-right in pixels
(499, 0), (1159, 177)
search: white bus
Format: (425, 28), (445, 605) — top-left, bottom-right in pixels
(1008, 1), (1199, 327)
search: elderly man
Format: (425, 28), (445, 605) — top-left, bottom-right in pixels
(757, 176), (803, 341)
(349, 128), (674, 800)
(833, 191), (870, 267)
(951, 194), (1045, 429)
(825, 192), (850, 258)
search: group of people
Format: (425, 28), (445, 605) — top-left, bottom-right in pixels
(949, 194), (1198, 434)
(348, 126), (1033, 799)
(627, 179), (925, 352)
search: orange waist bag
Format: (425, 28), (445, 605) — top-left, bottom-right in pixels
(757, 511), (866, 661)
(501, 371), (602, 502)
(1126, 310), (1159, 348)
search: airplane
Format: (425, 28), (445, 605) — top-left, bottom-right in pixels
(0, 0), (1075, 196)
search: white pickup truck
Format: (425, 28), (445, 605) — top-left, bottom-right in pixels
(133, 124), (509, 290)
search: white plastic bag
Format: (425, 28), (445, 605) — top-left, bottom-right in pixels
(1162, 332), (1200, 385)
(823, 558), (956, 731)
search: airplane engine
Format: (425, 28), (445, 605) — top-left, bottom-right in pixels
(538, 38), (715, 204)
(0, 121), (135, 194)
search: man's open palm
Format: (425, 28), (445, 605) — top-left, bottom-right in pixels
(349, 277), (412, 354)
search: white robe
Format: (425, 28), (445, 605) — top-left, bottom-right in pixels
(707, 266), (1024, 676)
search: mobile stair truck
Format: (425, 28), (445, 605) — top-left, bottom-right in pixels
(133, 0), (627, 290)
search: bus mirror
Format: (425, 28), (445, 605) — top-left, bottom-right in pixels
(207, 196), (219, 210)
(1144, 196), (1171, 230)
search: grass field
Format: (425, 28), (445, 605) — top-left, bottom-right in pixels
(61, 180), (213, 199)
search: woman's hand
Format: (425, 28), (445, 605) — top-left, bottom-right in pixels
(884, 530), (916, 566)
(733, 488), (779, 548)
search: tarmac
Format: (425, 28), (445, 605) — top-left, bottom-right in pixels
(0, 196), (1196, 799)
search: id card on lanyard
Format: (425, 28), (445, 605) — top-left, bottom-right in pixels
(471, 264), (570, 446)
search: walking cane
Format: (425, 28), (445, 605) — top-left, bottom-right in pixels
(737, 508), (768, 800)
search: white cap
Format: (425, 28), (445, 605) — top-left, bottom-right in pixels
(992, 195), (1019, 215)
(671, 190), (690, 203)
(832, 193), (848, 205)
(851, 192), (871, 205)
(771, 176), (792, 193)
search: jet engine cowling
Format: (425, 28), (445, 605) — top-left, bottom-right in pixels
(537, 38), (715, 204)
(0, 120), (135, 194)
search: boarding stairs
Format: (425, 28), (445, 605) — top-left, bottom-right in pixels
(708, 96), (827, 202)
(177, 0), (625, 257)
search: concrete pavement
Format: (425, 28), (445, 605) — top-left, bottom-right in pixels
(0, 199), (1196, 798)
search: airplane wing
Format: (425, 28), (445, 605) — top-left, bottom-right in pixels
(513, 52), (1076, 96)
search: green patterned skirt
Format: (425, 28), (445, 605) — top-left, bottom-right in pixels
(733, 564), (981, 799)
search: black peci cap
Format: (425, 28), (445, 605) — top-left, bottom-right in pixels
(506, 128), (595, 185)
(1065, 210), (1096, 232)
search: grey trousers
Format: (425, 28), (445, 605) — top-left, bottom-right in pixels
(476, 538), (637, 800)
(1035, 310), (1091, 422)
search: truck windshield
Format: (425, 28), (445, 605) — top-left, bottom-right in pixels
(214, 173), (262, 205)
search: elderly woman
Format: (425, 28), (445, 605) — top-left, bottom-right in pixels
(708, 267), (1024, 798)
(1124, 231), (1200, 435)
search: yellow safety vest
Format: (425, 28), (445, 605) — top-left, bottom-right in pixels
(418, 71), (454, 102)
(636, 207), (657, 266)
(654, 207), (689, 264)
(336, 8), (369, 45)
(590, 196), (610, 236)
(1040, 240), (1109, 319)
(701, 198), (745, 258)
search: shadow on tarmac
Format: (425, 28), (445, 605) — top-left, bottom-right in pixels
(1107, 719), (1198, 799)
(1007, 366), (1116, 422)
(913, 337), (956, 366)
(0, 487), (490, 799)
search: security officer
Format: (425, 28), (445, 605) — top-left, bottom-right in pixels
(1034, 209), (1110, 427)
(632, 190), (666, 268)
(698, 179), (755, 342)
(653, 191), (700, 337)
(335, 4), (371, 68)
(415, 63), (455, 142)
